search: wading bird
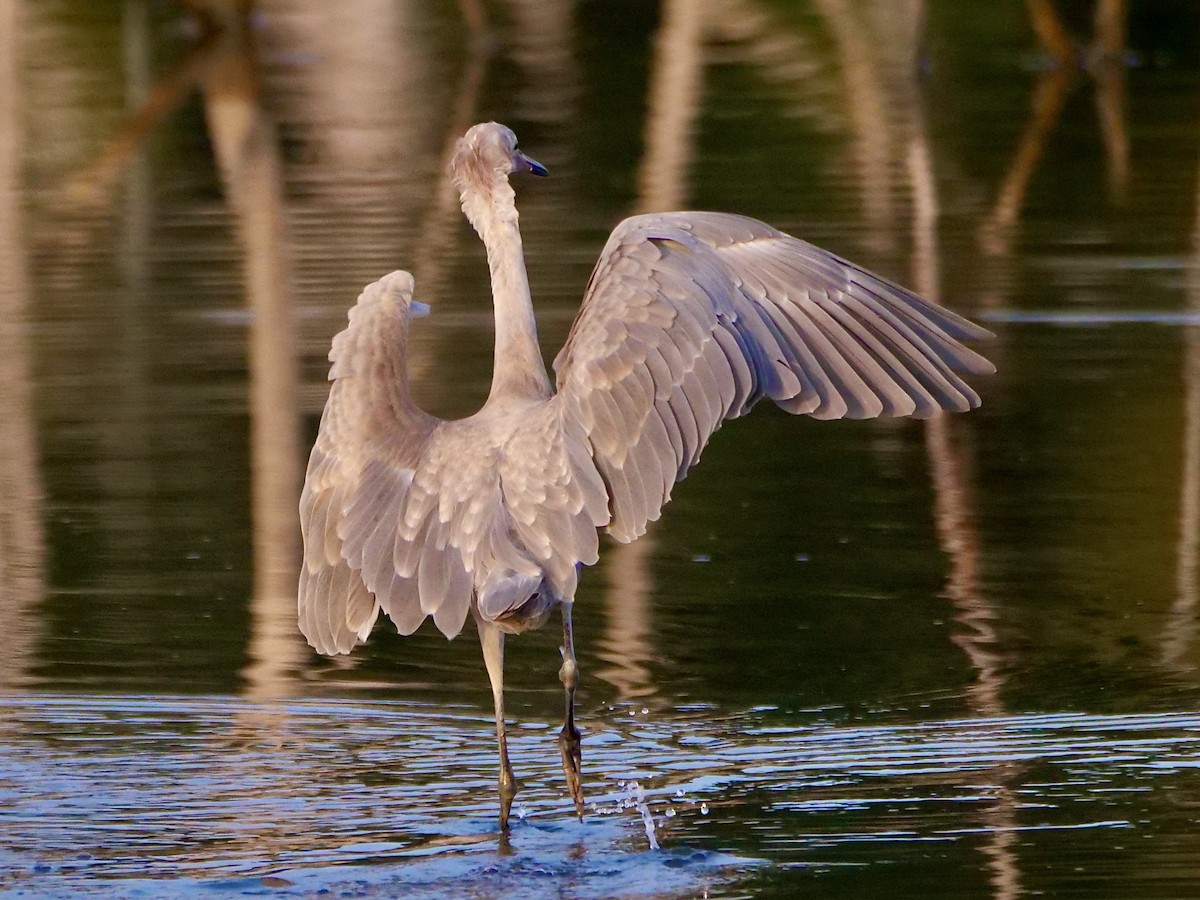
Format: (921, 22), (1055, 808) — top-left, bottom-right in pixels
(298, 122), (994, 829)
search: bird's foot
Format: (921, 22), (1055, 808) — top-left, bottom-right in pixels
(498, 767), (520, 831)
(558, 721), (585, 818)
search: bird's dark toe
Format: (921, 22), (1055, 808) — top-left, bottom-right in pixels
(558, 723), (585, 817)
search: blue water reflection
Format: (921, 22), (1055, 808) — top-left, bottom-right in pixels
(4, 694), (1200, 897)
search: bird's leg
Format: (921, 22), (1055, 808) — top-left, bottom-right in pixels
(479, 619), (519, 830)
(558, 601), (585, 818)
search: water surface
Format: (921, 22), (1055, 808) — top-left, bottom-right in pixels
(3, 1), (1200, 896)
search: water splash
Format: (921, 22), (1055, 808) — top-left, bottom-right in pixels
(589, 780), (659, 850)
(630, 780), (660, 850)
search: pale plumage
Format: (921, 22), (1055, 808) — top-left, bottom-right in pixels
(298, 122), (994, 829)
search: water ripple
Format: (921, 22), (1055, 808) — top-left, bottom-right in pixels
(2, 694), (1199, 896)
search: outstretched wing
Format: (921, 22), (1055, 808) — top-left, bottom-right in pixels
(551, 211), (995, 543)
(298, 272), (442, 655)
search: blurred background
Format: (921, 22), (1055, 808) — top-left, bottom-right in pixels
(2, 0), (1200, 896)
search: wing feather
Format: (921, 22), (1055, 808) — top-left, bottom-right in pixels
(848, 286), (979, 412)
(699, 335), (737, 416)
(385, 571), (425, 635)
(776, 302), (861, 420)
(653, 395), (686, 471)
(807, 292), (920, 417)
(710, 319), (757, 415)
(635, 403), (674, 508)
(666, 384), (703, 469)
(790, 299), (888, 418)
(837, 293), (943, 416)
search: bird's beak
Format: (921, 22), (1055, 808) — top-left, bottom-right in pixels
(411, 301), (431, 318)
(514, 151), (549, 177)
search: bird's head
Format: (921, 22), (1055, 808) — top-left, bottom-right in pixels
(452, 122), (548, 195)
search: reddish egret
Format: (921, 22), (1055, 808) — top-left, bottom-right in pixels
(298, 122), (994, 828)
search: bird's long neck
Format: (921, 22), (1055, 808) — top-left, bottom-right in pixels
(462, 178), (553, 406)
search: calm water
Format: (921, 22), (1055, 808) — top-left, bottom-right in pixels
(3, 1), (1200, 897)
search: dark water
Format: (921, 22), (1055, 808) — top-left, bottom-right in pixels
(3, 1), (1200, 896)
